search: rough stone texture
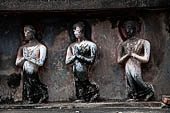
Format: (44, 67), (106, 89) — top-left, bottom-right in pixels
(141, 12), (170, 101)
(0, 108), (170, 113)
(0, 10), (169, 102)
(0, 18), (21, 102)
(0, 102), (163, 109)
(0, 0), (169, 11)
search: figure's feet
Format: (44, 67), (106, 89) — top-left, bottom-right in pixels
(23, 100), (34, 104)
(38, 98), (44, 103)
(126, 98), (138, 102)
(144, 84), (154, 101)
(74, 99), (85, 103)
(89, 93), (99, 102)
(38, 95), (48, 103)
(144, 91), (154, 101)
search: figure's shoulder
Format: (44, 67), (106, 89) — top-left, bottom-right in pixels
(38, 43), (47, 50)
(68, 42), (77, 48)
(120, 41), (127, 46)
(85, 40), (97, 47)
(21, 43), (28, 48)
(140, 39), (150, 44)
(18, 44), (27, 50)
(19, 45), (25, 49)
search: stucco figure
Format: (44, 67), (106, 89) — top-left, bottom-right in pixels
(117, 20), (154, 101)
(65, 22), (99, 102)
(16, 25), (48, 103)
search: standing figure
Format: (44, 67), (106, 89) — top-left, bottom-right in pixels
(117, 20), (154, 101)
(65, 22), (99, 102)
(16, 25), (48, 103)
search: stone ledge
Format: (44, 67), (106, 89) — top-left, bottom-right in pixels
(0, 102), (163, 109)
(0, 0), (169, 11)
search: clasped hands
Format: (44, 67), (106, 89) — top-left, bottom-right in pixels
(127, 50), (137, 58)
(23, 47), (33, 61)
(73, 46), (84, 60)
(74, 53), (83, 60)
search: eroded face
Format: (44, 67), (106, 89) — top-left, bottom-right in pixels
(24, 28), (34, 41)
(73, 27), (83, 39)
(125, 23), (136, 38)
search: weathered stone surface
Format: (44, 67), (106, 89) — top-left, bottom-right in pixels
(0, 102), (162, 109)
(0, 0), (169, 11)
(0, 10), (169, 102)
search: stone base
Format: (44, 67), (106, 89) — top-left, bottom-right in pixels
(0, 101), (163, 109)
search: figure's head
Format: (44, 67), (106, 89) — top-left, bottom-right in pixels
(24, 25), (36, 41)
(124, 20), (136, 38)
(73, 22), (85, 39)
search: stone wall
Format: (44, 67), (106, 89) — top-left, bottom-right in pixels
(0, 10), (169, 102)
(0, 0), (169, 11)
